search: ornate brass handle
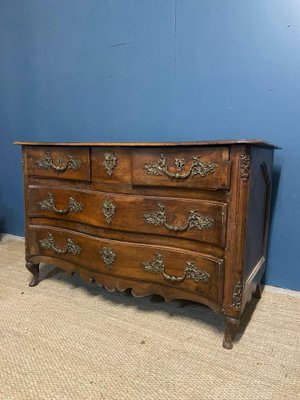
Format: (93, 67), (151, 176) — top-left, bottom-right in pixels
(144, 154), (217, 180)
(144, 203), (213, 232)
(35, 152), (82, 172)
(39, 233), (81, 255)
(38, 193), (83, 215)
(142, 253), (210, 283)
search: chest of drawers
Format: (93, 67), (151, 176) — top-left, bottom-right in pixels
(16, 139), (277, 349)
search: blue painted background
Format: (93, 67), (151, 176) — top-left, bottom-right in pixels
(1, 1), (299, 290)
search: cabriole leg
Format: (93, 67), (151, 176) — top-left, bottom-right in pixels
(26, 262), (40, 287)
(223, 317), (240, 350)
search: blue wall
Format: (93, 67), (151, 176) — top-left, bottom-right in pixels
(1, 1), (299, 291)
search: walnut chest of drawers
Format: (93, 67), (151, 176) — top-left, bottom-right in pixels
(16, 139), (277, 349)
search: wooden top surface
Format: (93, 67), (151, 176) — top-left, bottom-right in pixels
(14, 139), (279, 148)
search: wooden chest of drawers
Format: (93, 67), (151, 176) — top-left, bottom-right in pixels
(16, 139), (277, 349)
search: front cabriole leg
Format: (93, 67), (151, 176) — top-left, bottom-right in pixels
(223, 317), (240, 350)
(26, 261), (40, 287)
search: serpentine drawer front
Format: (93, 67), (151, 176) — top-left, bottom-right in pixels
(16, 139), (278, 349)
(28, 187), (227, 247)
(29, 226), (223, 304)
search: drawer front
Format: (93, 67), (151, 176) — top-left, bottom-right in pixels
(29, 226), (224, 303)
(28, 188), (227, 246)
(91, 147), (131, 184)
(132, 147), (230, 190)
(26, 146), (90, 181)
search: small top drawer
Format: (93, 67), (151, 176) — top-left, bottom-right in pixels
(132, 147), (230, 190)
(26, 146), (90, 181)
(91, 147), (131, 184)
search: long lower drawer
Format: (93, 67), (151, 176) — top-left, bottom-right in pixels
(29, 226), (224, 304)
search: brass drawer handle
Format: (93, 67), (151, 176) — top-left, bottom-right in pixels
(144, 154), (217, 179)
(39, 233), (81, 255)
(38, 193), (83, 215)
(144, 203), (213, 232)
(35, 152), (82, 172)
(142, 253), (210, 283)
(100, 246), (116, 269)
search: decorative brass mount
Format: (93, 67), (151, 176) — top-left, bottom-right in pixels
(144, 203), (213, 232)
(232, 280), (243, 309)
(103, 152), (118, 176)
(144, 154), (217, 179)
(39, 233), (81, 255)
(240, 154), (251, 186)
(38, 193), (83, 215)
(100, 246), (116, 269)
(102, 199), (116, 224)
(142, 253), (210, 283)
(35, 152), (82, 171)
